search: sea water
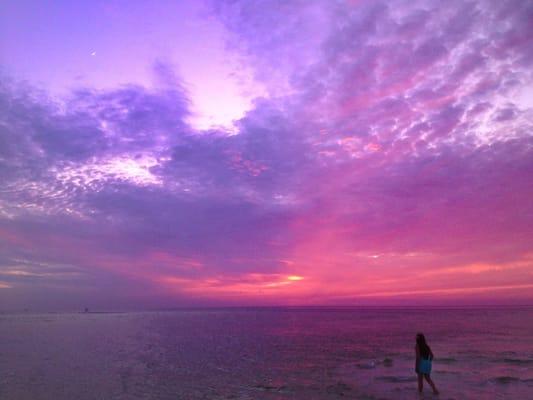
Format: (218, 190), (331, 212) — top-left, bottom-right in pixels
(1, 307), (532, 399)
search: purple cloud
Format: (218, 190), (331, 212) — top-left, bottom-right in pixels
(1, 0), (532, 309)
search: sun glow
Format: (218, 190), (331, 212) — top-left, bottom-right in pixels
(287, 275), (304, 281)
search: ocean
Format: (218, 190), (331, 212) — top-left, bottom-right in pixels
(1, 307), (532, 399)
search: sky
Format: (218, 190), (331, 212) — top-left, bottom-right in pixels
(0, 0), (532, 311)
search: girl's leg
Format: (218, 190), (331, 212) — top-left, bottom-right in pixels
(423, 374), (439, 394)
(417, 373), (424, 393)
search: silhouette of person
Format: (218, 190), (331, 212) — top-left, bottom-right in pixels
(415, 333), (439, 395)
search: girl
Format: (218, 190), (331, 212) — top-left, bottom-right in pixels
(415, 333), (439, 395)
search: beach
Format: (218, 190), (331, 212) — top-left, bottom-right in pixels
(1, 307), (532, 399)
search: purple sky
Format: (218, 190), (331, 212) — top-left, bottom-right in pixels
(1, 0), (532, 311)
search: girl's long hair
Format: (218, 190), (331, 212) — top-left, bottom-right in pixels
(416, 333), (431, 358)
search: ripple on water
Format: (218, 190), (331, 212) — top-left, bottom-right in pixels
(488, 376), (521, 385)
(501, 358), (533, 365)
(357, 361), (376, 369)
(375, 375), (417, 383)
(437, 357), (457, 364)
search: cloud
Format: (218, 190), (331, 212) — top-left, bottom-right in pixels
(1, 0), (533, 308)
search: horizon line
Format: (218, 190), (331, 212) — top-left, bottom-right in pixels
(3, 303), (533, 315)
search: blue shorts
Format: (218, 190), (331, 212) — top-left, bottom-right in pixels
(418, 358), (432, 374)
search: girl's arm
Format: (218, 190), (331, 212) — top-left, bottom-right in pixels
(415, 344), (420, 373)
(429, 347), (434, 360)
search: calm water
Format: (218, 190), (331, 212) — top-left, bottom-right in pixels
(1, 307), (532, 399)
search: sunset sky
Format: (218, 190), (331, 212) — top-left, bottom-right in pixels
(1, 0), (532, 310)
